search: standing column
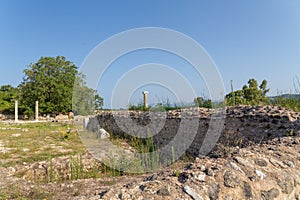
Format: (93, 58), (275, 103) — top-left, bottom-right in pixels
(143, 91), (149, 109)
(15, 100), (18, 122)
(35, 101), (39, 121)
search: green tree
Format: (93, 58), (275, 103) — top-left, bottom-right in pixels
(259, 79), (270, 97)
(194, 97), (213, 108)
(194, 97), (203, 107)
(248, 78), (258, 88)
(0, 85), (19, 114)
(72, 73), (103, 115)
(225, 89), (247, 105)
(19, 56), (103, 116)
(202, 99), (213, 108)
(226, 78), (270, 106)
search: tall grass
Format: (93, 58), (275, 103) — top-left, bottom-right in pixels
(49, 155), (53, 182)
(70, 153), (83, 180)
(101, 130), (162, 175)
(270, 94), (300, 112)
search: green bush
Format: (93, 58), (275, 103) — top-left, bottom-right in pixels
(226, 79), (270, 106)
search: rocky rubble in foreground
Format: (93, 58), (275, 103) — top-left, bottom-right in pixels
(0, 136), (299, 199)
(92, 136), (300, 200)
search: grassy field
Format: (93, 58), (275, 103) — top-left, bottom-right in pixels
(0, 122), (85, 168)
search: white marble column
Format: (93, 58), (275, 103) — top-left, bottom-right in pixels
(143, 91), (149, 109)
(35, 101), (39, 121)
(15, 100), (18, 122)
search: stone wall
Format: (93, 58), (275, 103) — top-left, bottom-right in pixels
(86, 106), (300, 156)
(98, 136), (300, 200)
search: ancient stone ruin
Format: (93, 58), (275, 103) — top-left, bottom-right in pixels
(77, 105), (300, 200)
(2, 105), (300, 199)
(86, 105), (300, 157)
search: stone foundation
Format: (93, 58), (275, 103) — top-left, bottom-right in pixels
(84, 106), (300, 157)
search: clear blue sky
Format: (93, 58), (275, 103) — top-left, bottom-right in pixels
(1, 0), (300, 107)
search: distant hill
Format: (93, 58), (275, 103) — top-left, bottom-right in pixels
(268, 94), (300, 101)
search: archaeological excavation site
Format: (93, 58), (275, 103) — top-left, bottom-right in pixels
(1, 105), (300, 199)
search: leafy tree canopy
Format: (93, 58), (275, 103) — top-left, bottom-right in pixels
(0, 85), (19, 114)
(72, 73), (103, 115)
(193, 97), (213, 108)
(19, 56), (103, 116)
(226, 78), (270, 106)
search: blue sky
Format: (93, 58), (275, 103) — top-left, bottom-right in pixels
(1, 0), (300, 108)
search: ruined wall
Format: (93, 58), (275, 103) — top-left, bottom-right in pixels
(86, 106), (300, 156)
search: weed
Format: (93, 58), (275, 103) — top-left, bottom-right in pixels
(173, 169), (180, 177)
(286, 129), (295, 137)
(0, 191), (8, 200)
(171, 146), (175, 163)
(49, 155), (53, 182)
(70, 153), (83, 180)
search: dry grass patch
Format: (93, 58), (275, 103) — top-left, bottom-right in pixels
(0, 122), (85, 168)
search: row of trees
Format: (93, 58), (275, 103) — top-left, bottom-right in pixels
(192, 79), (270, 108)
(1, 55), (299, 115)
(0, 56), (103, 117)
(193, 78), (300, 111)
(129, 78), (270, 111)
